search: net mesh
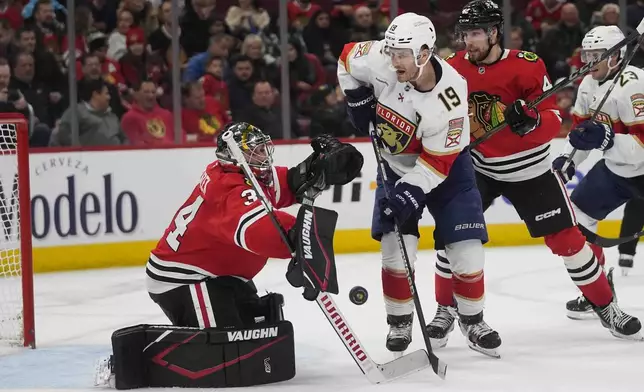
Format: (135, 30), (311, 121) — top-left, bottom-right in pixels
(0, 122), (23, 346)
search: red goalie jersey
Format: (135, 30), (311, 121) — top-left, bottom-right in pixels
(446, 49), (562, 182)
(147, 161), (297, 294)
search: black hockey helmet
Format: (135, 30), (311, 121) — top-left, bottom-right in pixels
(216, 122), (275, 183)
(456, 0), (504, 37)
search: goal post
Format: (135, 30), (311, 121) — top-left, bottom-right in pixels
(0, 112), (35, 348)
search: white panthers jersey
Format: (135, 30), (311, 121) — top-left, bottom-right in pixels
(337, 40), (470, 194)
(567, 65), (644, 178)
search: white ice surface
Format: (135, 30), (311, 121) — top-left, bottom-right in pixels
(1, 245), (643, 392)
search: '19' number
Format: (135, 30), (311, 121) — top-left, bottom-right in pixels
(438, 87), (461, 111)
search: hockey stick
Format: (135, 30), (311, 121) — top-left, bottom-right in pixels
(368, 123), (448, 379)
(578, 224), (644, 248)
(221, 131), (434, 384)
(562, 34), (644, 169)
(469, 18), (644, 149)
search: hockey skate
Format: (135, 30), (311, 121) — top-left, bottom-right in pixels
(425, 305), (456, 349)
(458, 312), (501, 359)
(386, 314), (413, 355)
(566, 268), (615, 320)
(594, 301), (644, 341)
(94, 355), (115, 388)
(619, 254), (634, 276)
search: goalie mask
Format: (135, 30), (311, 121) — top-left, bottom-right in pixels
(216, 122), (275, 185)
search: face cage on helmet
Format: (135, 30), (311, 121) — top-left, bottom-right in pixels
(217, 132), (275, 185)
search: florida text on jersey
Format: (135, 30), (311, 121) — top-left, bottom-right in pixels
(446, 49), (563, 182)
(569, 65), (644, 178)
(338, 40), (471, 194)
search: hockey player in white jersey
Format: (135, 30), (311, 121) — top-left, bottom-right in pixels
(338, 13), (502, 357)
(553, 25), (642, 339)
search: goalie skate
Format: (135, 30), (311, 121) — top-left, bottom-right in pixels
(425, 305), (456, 349)
(94, 355), (115, 388)
(458, 313), (501, 359)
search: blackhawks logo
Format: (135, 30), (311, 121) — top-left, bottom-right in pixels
(199, 114), (221, 135)
(146, 118), (166, 138)
(468, 92), (507, 140)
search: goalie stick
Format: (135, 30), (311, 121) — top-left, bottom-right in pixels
(368, 123), (448, 379)
(470, 17), (644, 149)
(222, 131), (434, 384)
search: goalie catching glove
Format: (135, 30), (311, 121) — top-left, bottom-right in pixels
(287, 134), (364, 202)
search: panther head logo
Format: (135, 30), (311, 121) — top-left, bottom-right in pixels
(377, 123), (405, 154)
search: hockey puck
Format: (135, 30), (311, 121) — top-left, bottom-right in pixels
(349, 286), (368, 305)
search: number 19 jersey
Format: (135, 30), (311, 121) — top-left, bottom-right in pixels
(147, 161), (297, 294)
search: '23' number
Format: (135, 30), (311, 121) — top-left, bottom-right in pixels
(165, 189), (258, 251)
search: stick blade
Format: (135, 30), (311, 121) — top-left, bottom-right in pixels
(637, 18), (644, 34)
(367, 349), (434, 384)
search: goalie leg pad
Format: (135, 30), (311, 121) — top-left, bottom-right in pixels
(111, 321), (295, 390)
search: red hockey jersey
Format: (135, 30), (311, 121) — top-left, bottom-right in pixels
(147, 161), (297, 294)
(446, 49), (562, 182)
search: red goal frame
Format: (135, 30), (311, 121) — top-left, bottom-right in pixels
(0, 112), (35, 348)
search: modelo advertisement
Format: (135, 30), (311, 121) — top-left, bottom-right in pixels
(0, 140), (618, 249)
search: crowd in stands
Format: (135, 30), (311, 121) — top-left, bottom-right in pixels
(0, 0), (642, 147)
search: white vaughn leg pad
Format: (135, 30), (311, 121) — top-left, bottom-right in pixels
(445, 239), (485, 316)
(381, 232), (419, 316)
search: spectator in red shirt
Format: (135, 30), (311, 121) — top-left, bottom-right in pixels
(0, 0), (23, 30)
(107, 9), (134, 61)
(526, 0), (565, 36)
(200, 56), (230, 115)
(181, 81), (230, 142)
(119, 27), (147, 88)
(287, 0), (322, 30)
(121, 79), (178, 146)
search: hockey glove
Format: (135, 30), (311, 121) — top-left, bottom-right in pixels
(552, 155), (576, 184)
(380, 182), (425, 228)
(312, 134), (364, 186)
(504, 99), (540, 137)
(344, 85), (377, 135)
(287, 152), (326, 202)
(569, 120), (615, 151)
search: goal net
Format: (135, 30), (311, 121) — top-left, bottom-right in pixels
(0, 114), (34, 348)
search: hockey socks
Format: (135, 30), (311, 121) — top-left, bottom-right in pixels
(433, 252), (485, 315)
(564, 244), (613, 307)
(434, 252), (455, 307)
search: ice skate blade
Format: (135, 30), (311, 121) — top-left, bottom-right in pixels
(620, 267), (631, 277)
(392, 351), (404, 359)
(567, 310), (598, 320)
(467, 341), (501, 359)
(610, 329), (644, 341)
(429, 336), (449, 349)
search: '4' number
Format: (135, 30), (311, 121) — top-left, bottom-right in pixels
(438, 87), (461, 111)
(166, 195), (204, 251)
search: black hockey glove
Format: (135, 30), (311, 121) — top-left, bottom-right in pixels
(552, 155), (576, 184)
(287, 135), (364, 202)
(312, 134), (364, 186)
(344, 85), (377, 135)
(504, 99), (540, 137)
